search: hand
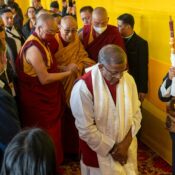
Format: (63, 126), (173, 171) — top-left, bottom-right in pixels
(139, 92), (146, 102)
(57, 65), (67, 72)
(110, 129), (132, 166)
(66, 63), (80, 74)
(110, 142), (128, 166)
(168, 67), (175, 80)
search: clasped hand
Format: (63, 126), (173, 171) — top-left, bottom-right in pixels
(110, 141), (129, 166)
(58, 63), (80, 74)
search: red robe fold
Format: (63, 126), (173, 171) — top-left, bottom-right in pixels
(82, 25), (125, 62)
(16, 33), (65, 165)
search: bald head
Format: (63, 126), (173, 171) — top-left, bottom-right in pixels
(36, 13), (54, 28)
(60, 15), (77, 28)
(92, 7), (108, 20)
(60, 15), (77, 42)
(36, 14), (57, 41)
(91, 7), (108, 34)
(98, 44), (127, 65)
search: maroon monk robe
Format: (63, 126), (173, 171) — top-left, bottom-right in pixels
(79, 70), (117, 167)
(82, 25), (125, 62)
(16, 33), (65, 166)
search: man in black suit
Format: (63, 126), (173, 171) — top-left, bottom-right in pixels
(117, 13), (148, 102)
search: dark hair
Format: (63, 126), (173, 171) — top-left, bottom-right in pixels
(0, 8), (13, 16)
(117, 13), (135, 28)
(25, 6), (36, 17)
(0, 128), (57, 175)
(80, 6), (93, 13)
(50, 1), (59, 9)
(5, 0), (14, 6)
(8, 3), (18, 11)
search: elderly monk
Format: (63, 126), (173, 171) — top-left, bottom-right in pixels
(16, 14), (72, 167)
(55, 15), (95, 105)
(79, 7), (125, 62)
(70, 44), (142, 175)
(54, 15), (95, 157)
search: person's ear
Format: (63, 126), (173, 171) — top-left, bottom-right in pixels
(107, 17), (109, 23)
(58, 25), (61, 31)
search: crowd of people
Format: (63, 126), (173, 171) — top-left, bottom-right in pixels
(3, 0), (175, 175)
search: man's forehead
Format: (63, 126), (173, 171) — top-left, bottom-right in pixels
(43, 20), (57, 29)
(81, 11), (91, 16)
(117, 20), (126, 26)
(92, 14), (108, 22)
(61, 21), (77, 29)
(107, 63), (126, 70)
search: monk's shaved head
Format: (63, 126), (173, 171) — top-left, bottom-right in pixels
(60, 15), (77, 42)
(36, 13), (54, 28)
(98, 44), (127, 65)
(91, 7), (109, 31)
(36, 14), (57, 40)
(60, 15), (77, 28)
(92, 7), (108, 20)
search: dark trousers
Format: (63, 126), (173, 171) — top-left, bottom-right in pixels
(170, 132), (175, 175)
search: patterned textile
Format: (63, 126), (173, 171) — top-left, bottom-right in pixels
(59, 142), (172, 175)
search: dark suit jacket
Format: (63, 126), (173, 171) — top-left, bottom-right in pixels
(125, 32), (148, 93)
(6, 36), (17, 62)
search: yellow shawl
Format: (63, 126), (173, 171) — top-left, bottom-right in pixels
(55, 34), (95, 105)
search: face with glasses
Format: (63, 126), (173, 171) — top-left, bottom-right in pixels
(100, 63), (126, 84)
(59, 18), (77, 43)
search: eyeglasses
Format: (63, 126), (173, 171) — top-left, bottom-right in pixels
(61, 25), (77, 35)
(103, 65), (125, 78)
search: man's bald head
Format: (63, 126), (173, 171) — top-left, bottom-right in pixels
(60, 15), (77, 28)
(92, 7), (108, 20)
(98, 44), (127, 65)
(91, 7), (109, 34)
(36, 14), (57, 40)
(60, 15), (77, 43)
(36, 13), (54, 28)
